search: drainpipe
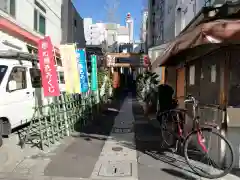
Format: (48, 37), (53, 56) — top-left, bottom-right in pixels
(193, 0), (197, 15)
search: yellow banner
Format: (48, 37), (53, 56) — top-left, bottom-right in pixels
(59, 44), (80, 94)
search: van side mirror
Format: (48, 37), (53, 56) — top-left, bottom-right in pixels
(8, 80), (17, 91)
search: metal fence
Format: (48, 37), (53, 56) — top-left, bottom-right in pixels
(17, 91), (111, 150)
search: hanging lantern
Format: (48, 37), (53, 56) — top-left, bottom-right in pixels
(113, 71), (120, 88)
(143, 55), (150, 67)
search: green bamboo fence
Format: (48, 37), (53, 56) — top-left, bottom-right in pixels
(18, 88), (112, 150)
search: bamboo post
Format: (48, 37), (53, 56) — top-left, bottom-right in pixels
(50, 103), (56, 144)
(62, 93), (70, 136)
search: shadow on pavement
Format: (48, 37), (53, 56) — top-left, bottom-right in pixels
(131, 95), (239, 180)
(161, 168), (197, 180)
(72, 92), (128, 139)
(71, 90), (199, 179)
(231, 168), (240, 178)
(44, 92), (127, 179)
(131, 95), (200, 179)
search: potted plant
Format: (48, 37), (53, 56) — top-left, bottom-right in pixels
(136, 71), (159, 115)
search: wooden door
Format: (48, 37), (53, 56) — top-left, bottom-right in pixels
(176, 67), (185, 108)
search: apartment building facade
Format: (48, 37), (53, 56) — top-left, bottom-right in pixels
(117, 26), (129, 44)
(84, 18), (106, 46)
(0, 0), (62, 54)
(140, 10), (148, 53)
(147, 0), (165, 48)
(147, 0), (216, 49)
(147, 0), (217, 80)
(61, 0), (85, 48)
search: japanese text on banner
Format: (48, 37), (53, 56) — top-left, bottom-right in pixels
(38, 36), (60, 97)
(76, 49), (89, 93)
(91, 55), (98, 91)
(59, 44), (80, 94)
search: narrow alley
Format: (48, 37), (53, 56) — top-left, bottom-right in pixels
(0, 92), (239, 180)
(1, 1), (240, 180)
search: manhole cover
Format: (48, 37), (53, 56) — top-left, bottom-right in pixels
(98, 161), (132, 177)
(112, 127), (133, 133)
(112, 147), (123, 151)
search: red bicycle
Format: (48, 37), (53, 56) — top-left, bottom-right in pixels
(159, 95), (234, 179)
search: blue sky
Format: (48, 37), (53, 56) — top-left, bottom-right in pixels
(72, 0), (142, 40)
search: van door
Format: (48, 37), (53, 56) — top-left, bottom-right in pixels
(5, 66), (35, 128)
(29, 68), (43, 115)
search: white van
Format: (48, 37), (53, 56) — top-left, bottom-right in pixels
(0, 50), (65, 146)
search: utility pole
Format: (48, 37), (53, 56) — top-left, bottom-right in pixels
(104, 0), (120, 24)
(104, 0), (120, 52)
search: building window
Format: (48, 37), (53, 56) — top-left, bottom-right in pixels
(74, 19), (77, 27)
(56, 57), (62, 66)
(0, 0), (16, 17)
(58, 72), (65, 84)
(189, 65), (195, 85)
(30, 68), (42, 88)
(7, 67), (27, 92)
(211, 64), (216, 83)
(34, 0), (46, 35)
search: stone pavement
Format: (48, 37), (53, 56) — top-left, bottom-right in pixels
(0, 92), (239, 180)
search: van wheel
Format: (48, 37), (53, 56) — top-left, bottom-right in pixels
(0, 119), (3, 147)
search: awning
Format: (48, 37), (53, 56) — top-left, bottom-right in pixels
(0, 18), (60, 55)
(156, 19), (240, 66)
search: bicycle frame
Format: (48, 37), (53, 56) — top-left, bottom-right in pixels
(173, 96), (208, 153)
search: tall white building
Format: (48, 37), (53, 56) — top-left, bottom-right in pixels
(126, 13), (134, 43)
(117, 25), (129, 44)
(84, 18), (106, 45)
(84, 18), (130, 52)
(0, 0), (62, 53)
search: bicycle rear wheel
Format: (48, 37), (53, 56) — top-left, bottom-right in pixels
(160, 110), (181, 149)
(184, 128), (234, 179)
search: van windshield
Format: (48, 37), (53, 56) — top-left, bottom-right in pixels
(0, 65), (8, 85)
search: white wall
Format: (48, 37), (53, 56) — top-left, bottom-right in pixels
(117, 35), (129, 44)
(84, 19), (106, 45)
(126, 18), (134, 43)
(84, 18), (92, 43)
(133, 43), (141, 53)
(0, 31), (29, 52)
(0, 0), (62, 46)
(175, 0), (206, 36)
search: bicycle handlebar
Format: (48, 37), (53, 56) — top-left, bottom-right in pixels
(184, 95), (198, 107)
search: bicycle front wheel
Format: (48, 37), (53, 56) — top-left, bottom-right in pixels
(184, 128), (234, 179)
